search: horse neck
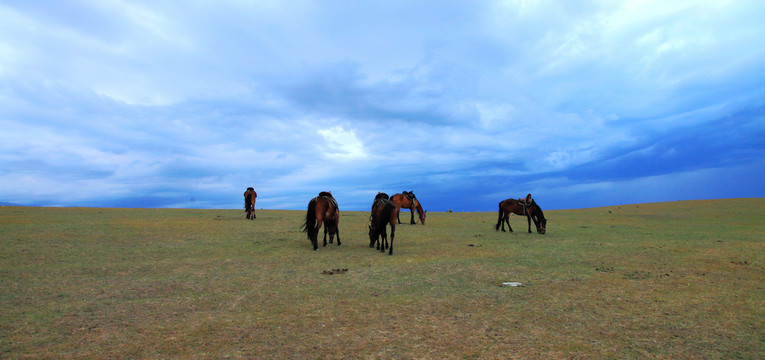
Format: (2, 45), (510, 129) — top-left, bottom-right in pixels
(414, 200), (423, 214)
(533, 205), (545, 220)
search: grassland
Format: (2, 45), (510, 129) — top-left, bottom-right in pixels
(1, 199), (763, 359)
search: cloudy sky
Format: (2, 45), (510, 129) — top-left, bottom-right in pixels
(1, 0), (764, 212)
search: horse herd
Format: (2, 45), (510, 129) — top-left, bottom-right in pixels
(244, 189), (547, 255)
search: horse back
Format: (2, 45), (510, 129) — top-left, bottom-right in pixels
(500, 198), (525, 216)
(316, 196), (339, 220)
(372, 199), (396, 225)
(391, 193), (411, 208)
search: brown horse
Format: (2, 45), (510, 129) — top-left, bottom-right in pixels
(243, 187), (257, 220)
(301, 191), (341, 251)
(390, 191), (426, 225)
(368, 197), (397, 255)
(495, 194), (547, 234)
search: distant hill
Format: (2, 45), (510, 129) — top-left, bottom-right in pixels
(0, 201), (24, 206)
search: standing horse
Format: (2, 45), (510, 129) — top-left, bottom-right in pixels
(301, 191), (341, 251)
(495, 194), (547, 234)
(368, 198), (397, 255)
(243, 187), (257, 220)
(390, 191), (426, 225)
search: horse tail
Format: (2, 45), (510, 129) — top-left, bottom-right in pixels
(495, 201), (503, 231)
(244, 192), (252, 210)
(301, 197), (317, 239)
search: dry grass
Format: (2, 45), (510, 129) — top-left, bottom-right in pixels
(1, 199), (763, 359)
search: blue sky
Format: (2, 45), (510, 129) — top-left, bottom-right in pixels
(1, 0), (764, 212)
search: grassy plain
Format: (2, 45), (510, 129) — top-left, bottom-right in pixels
(1, 199), (763, 359)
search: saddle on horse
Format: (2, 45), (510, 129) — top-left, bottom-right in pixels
(318, 191), (338, 209)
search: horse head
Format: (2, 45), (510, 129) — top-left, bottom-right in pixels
(410, 197), (426, 225)
(536, 217), (547, 234)
(368, 224), (377, 247)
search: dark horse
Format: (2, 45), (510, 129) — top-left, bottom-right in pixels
(495, 194), (547, 234)
(368, 194), (397, 255)
(243, 187), (257, 220)
(301, 191), (341, 251)
(390, 191), (426, 225)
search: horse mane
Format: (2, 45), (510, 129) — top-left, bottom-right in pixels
(529, 199), (545, 220)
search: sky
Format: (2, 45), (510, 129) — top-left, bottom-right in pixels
(1, 0), (764, 212)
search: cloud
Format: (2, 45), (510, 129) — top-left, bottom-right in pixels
(317, 126), (367, 160)
(1, 0), (764, 211)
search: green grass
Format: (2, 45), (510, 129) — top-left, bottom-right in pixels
(1, 199), (763, 359)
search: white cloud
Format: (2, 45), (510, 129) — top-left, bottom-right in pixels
(317, 126), (367, 160)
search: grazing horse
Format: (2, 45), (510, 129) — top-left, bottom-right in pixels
(369, 198), (397, 255)
(390, 191), (426, 225)
(527, 199), (547, 234)
(243, 187), (257, 220)
(301, 191), (341, 251)
(495, 194), (547, 234)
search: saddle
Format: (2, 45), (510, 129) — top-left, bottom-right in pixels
(402, 191), (416, 201)
(517, 195), (536, 219)
(318, 191), (338, 209)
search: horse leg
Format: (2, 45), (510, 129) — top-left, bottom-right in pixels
(380, 227), (387, 252)
(505, 214), (514, 233)
(313, 222), (321, 251)
(527, 215), (532, 233)
(334, 220), (341, 246)
(409, 208), (416, 225)
(396, 208), (402, 224)
(388, 221), (395, 255)
(495, 208), (503, 231)
(323, 226), (329, 247)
